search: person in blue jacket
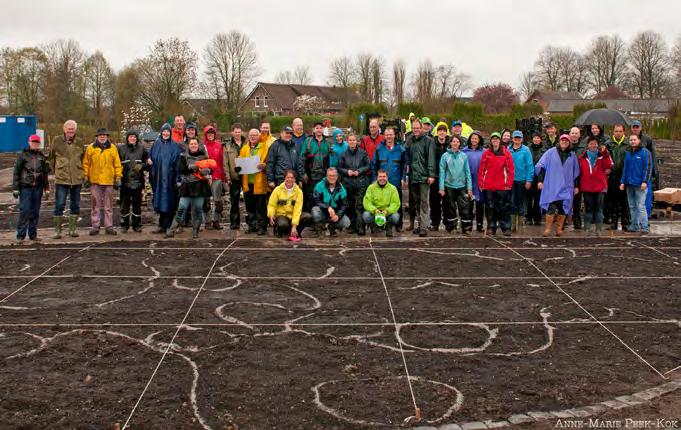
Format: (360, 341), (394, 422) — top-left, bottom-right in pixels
(311, 167), (350, 236)
(371, 126), (407, 231)
(148, 123), (181, 233)
(438, 135), (473, 233)
(508, 130), (533, 233)
(329, 128), (349, 168)
(619, 134), (653, 234)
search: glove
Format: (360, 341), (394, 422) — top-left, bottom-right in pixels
(44, 190), (50, 199)
(176, 182), (182, 189)
(83, 179), (91, 188)
(188, 163), (198, 171)
(133, 164), (144, 173)
(12, 190), (19, 198)
(200, 168), (212, 177)
(114, 180), (122, 190)
(234, 166), (242, 173)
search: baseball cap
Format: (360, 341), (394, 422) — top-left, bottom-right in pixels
(559, 134), (570, 141)
(281, 126), (293, 133)
(512, 130), (523, 139)
(29, 134), (41, 143)
(490, 132), (501, 139)
(451, 120), (462, 127)
(632, 120), (642, 127)
(421, 117), (433, 126)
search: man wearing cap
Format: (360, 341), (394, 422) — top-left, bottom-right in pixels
(406, 118), (437, 237)
(300, 122), (330, 212)
(450, 120), (468, 146)
(223, 123), (247, 230)
(508, 130), (533, 233)
(360, 119), (384, 162)
(47, 119), (85, 238)
(630, 120), (656, 217)
(525, 132), (546, 226)
(543, 122), (559, 148)
(267, 126), (304, 188)
(422, 117), (434, 136)
(83, 128), (123, 235)
(362, 169), (401, 237)
(13, 134), (50, 243)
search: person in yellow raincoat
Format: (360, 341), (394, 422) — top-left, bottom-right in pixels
(267, 170), (312, 240)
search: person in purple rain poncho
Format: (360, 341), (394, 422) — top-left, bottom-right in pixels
(463, 131), (485, 232)
(535, 134), (580, 237)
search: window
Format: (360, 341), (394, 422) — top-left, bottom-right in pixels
(264, 96), (269, 108)
(255, 96), (260, 107)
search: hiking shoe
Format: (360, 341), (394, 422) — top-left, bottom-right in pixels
(133, 226), (142, 233)
(89, 228), (100, 236)
(105, 228), (117, 236)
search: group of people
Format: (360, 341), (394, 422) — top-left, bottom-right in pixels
(11, 115), (656, 243)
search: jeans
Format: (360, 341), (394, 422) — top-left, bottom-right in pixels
(228, 180), (242, 227)
(510, 181), (527, 216)
(626, 186), (648, 232)
(483, 190), (511, 232)
(582, 192), (605, 227)
(547, 200), (566, 216)
(54, 184), (81, 216)
(120, 186), (143, 228)
(445, 187), (472, 232)
(17, 186), (43, 240)
(273, 213), (313, 236)
(312, 206), (351, 230)
(409, 182), (431, 231)
(243, 189), (267, 231)
(362, 211), (400, 227)
(203, 179), (224, 223)
(176, 196), (205, 225)
(525, 186), (542, 224)
(90, 184), (114, 229)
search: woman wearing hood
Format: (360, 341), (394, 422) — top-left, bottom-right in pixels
(117, 130), (149, 233)
(148, 123), (182, 233)
(536, 134), (580, 237)
(463, 131), (485, 232)
(83, 128), (122, 236)
(329, 128), (348, 168)
(478, 132), (514, 236)
(166, 137), (212, 238)
(438, 135), (473, 233)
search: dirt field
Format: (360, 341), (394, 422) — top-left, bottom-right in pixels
(0, 235), (679, 429)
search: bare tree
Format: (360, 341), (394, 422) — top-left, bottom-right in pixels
(518, 71), (538, 101)
(585, 35), (627, 94)
(275, 66), (311, 85)
(558, 49), (589, 94)
(0, 47), (48, 114)
(83, 51), (115, 119)
(371, 57), (384, 104)
(412, 60), (435, 103)
(328, 56), (356, 88)
(434, 64), (470, 99)
(203, 31), (259, 112)
(43, 39), (87, 119)
(274, 70), (294, 84)
(627, 30), (671, 98)
(671, 35), (681, 96)
(392, 59), (407, 106)
(533, 46), (563, 91)
(137, 37), (197, 119)
(356, 53), (374, 102)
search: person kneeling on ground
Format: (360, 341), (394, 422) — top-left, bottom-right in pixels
(619, 134), (653, 235)
(362, 169), (401, 237)
(311, 167), (351, 236)
(13, 134), (50, 244)
(268, 170), (312, 241)
(536, 134), (580, 237)
(166, 137), (213, 239)
(83, 128), (123, 236)
(438, 135), (473, 234)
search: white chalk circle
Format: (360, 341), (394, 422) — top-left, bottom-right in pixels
(312, 375), (463, 426)
(396, 323), (498, 354)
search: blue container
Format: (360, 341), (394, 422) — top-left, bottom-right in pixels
(0, 115), (37, 152)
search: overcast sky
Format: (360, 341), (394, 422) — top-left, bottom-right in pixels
(2, 0), (680, 94)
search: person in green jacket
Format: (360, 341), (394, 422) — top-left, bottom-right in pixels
(362, 170), (401, 237)
(47, 119), (85, 239)
(438, 135), (473, 233)
(406, 118), (437, 237)
(605, 124), (630, 231)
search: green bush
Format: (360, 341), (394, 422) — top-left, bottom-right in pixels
(572, 102), (607, 118)
(451, 102), (484, 120)
(397, 102), (424, 118)
(511, 102), (543, 118)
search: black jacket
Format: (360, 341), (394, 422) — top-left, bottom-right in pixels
(433, 136), (450, 177)
(117, 141), (149, 190)
(266, 138), (304, 184)
(337, 147), (370, 189)
(178, 148), (212, 198)
(13, 148), (49, 190)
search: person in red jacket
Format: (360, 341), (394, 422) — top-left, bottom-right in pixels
(360, 118), (384, 161)
(578, 137), (613, 235)
(478, 132), (514, 236)
(202, 125), (226, 229)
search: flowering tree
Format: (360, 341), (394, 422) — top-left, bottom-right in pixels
(292, 94), (325, 115)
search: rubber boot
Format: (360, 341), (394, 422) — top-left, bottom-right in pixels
(165, 218), (180, 238)
(192, 218), (201, 239)
(583, 222), (592, 235)
(556, 215), (567, 237)
(543, 215), (555, 237)
(511, 215), (517, 233)
(67, 215), (79, 237)
(53, 216), (63, 239)
(595, 223), (603, 237)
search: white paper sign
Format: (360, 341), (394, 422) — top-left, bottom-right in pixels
(236, 156), (262, 175)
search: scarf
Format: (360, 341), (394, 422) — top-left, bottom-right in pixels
(586, 149), (598, 167)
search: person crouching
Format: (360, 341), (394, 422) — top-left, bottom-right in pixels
(267, 170), (312, 241)
(362, 169), (401, 237)
(166, 137), (212, 239)
(311, 167), (351, 236)
(13, 134), (50, 244)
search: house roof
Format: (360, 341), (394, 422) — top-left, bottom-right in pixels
(547, 98), (678, 114)
(526, 90), (583, 104)
(242, 82), (359, 111)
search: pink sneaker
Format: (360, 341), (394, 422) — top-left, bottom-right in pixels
(287, 236), (301, 242)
